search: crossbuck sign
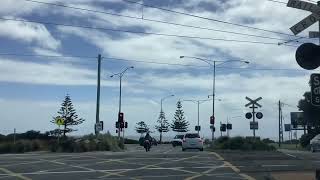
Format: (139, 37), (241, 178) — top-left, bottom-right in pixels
(287, 0), (320, 35)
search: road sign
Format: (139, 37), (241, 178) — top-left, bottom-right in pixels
(195, 125), (201, 131)
(245, 97), (262, 108)
(210, 125), (215, 132)
(309, 31), (320, 38)
(290, 112), (305, 126)
(311, 73), (320, 106)
(250, 121), (258, 130)
(287, 0), (320, 35)
(227, 123), (232, 130)
(285, 124), (292, 131)
(256, 112), (263, 119)
(245, 112), (252, 119)
(55, 118), (64, 126)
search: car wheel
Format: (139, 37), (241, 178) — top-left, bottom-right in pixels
(200, 148), (204, 151)
(182, 148), (186, 151)
(311, 146), (315, 153)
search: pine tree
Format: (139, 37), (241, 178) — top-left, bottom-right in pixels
(135, 121), (149, 135)
(155, 110), (170, 143)
(171, 100), (189, 132)
(51, 95), (85, 137)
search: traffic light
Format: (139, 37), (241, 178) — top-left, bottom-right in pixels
(210, 116), (215, 124)
(120, 122), (124, 128)
(125, 122), (128, 128)
(100, 121), (104, 130)
(220, 124), (226, 132)
(118, 112), (124, 122)
(227, 123), (232, 130)
(116, 122), (120, 128)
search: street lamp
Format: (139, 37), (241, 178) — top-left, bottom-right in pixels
(180, 56), (249, 141)
(159, 94), (174, 143)
(110, 66), (134, 139)
(182, 99), (211, 135)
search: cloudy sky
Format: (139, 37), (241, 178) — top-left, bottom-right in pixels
(0, 0), (318, 140)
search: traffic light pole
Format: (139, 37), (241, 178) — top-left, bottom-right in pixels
(118, 76), (122, 139)
(212, 61), (216, 141)
(95, 54), (101, 135)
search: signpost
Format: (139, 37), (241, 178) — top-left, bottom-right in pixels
(287, 0), (320, 35)
(310, 31), (320, 38)
(245, 97), (263, 138)
(311, 73), (320, 106)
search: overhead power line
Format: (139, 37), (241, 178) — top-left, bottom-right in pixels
(22, 0), (292, 41)
(0, 18), (297, 46)
(121, 0), (306, 38)
(266, 0), (287, 4)
(0, 53), (309, 72)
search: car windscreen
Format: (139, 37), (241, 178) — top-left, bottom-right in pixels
(185, 134), (200, 138)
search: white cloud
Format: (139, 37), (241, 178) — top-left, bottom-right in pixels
(0, 58), (118, 87)
(0, 19), (60, 50)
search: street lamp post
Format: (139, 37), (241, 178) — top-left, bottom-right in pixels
(159, 94), (174, 143)
(180, 56), (249, 141)
(110, 66), (134, 140)
(182, 99), (211, 135)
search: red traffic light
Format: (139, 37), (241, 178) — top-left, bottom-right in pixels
(210, 115), (215, 124)
(118, 112), (124, 122)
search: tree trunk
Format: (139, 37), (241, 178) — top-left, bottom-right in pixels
(63, 123), (66, 137)
(160, 131), (162, 144)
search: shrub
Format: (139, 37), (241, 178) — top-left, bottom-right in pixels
(300, 134), (315, 148)
(212, 136), (275, 151)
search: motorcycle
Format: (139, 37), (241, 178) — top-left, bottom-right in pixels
(144, 140), (151, 152)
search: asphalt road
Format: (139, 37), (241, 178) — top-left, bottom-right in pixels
(217, 149), (320, 180)
(0, 144), (249, 180)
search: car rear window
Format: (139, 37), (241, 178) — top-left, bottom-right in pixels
(176, 135), (184, 139)
(185, 134), (200, 138)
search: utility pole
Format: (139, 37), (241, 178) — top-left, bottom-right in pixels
(13, 128), (16, 145)
(95, 54), (102, 135)
(278, 100), (284, 148)
(279, 100), (281, 148)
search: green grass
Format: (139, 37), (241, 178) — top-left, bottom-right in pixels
(269, 143), (306, 151)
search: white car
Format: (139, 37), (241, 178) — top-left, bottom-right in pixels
(182, 133), (204, 151)
(172, 135), (184, 147)
(310, 134), (320, 152)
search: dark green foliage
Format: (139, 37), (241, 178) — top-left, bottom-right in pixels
(48, 133), (123, 152)
(124, 138), (139, 144)
(262, 138), (275, 144)
(155, 111), (170, 142)
(298, 92), (320, 134)
(171, 101), (189, 132)
(51, 95), (85, 137)
(135, 121), (149, 134)
(212, 136), (276, 151)
(300, 133), (315, 148)
(0, 140), (43, 154)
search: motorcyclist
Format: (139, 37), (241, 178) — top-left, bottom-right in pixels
(144, 132), (152, 141)
(144, 132), (152, 152)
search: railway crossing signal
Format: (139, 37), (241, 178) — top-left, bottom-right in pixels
(245, 97), (263, 137)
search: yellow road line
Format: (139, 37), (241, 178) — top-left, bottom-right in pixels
(210, 152), (224, 161)
(0, 167), (32, 180)
(240, 173), (256, 180)
(223, 161), (240, 173)
(210, 152), (256, 180)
